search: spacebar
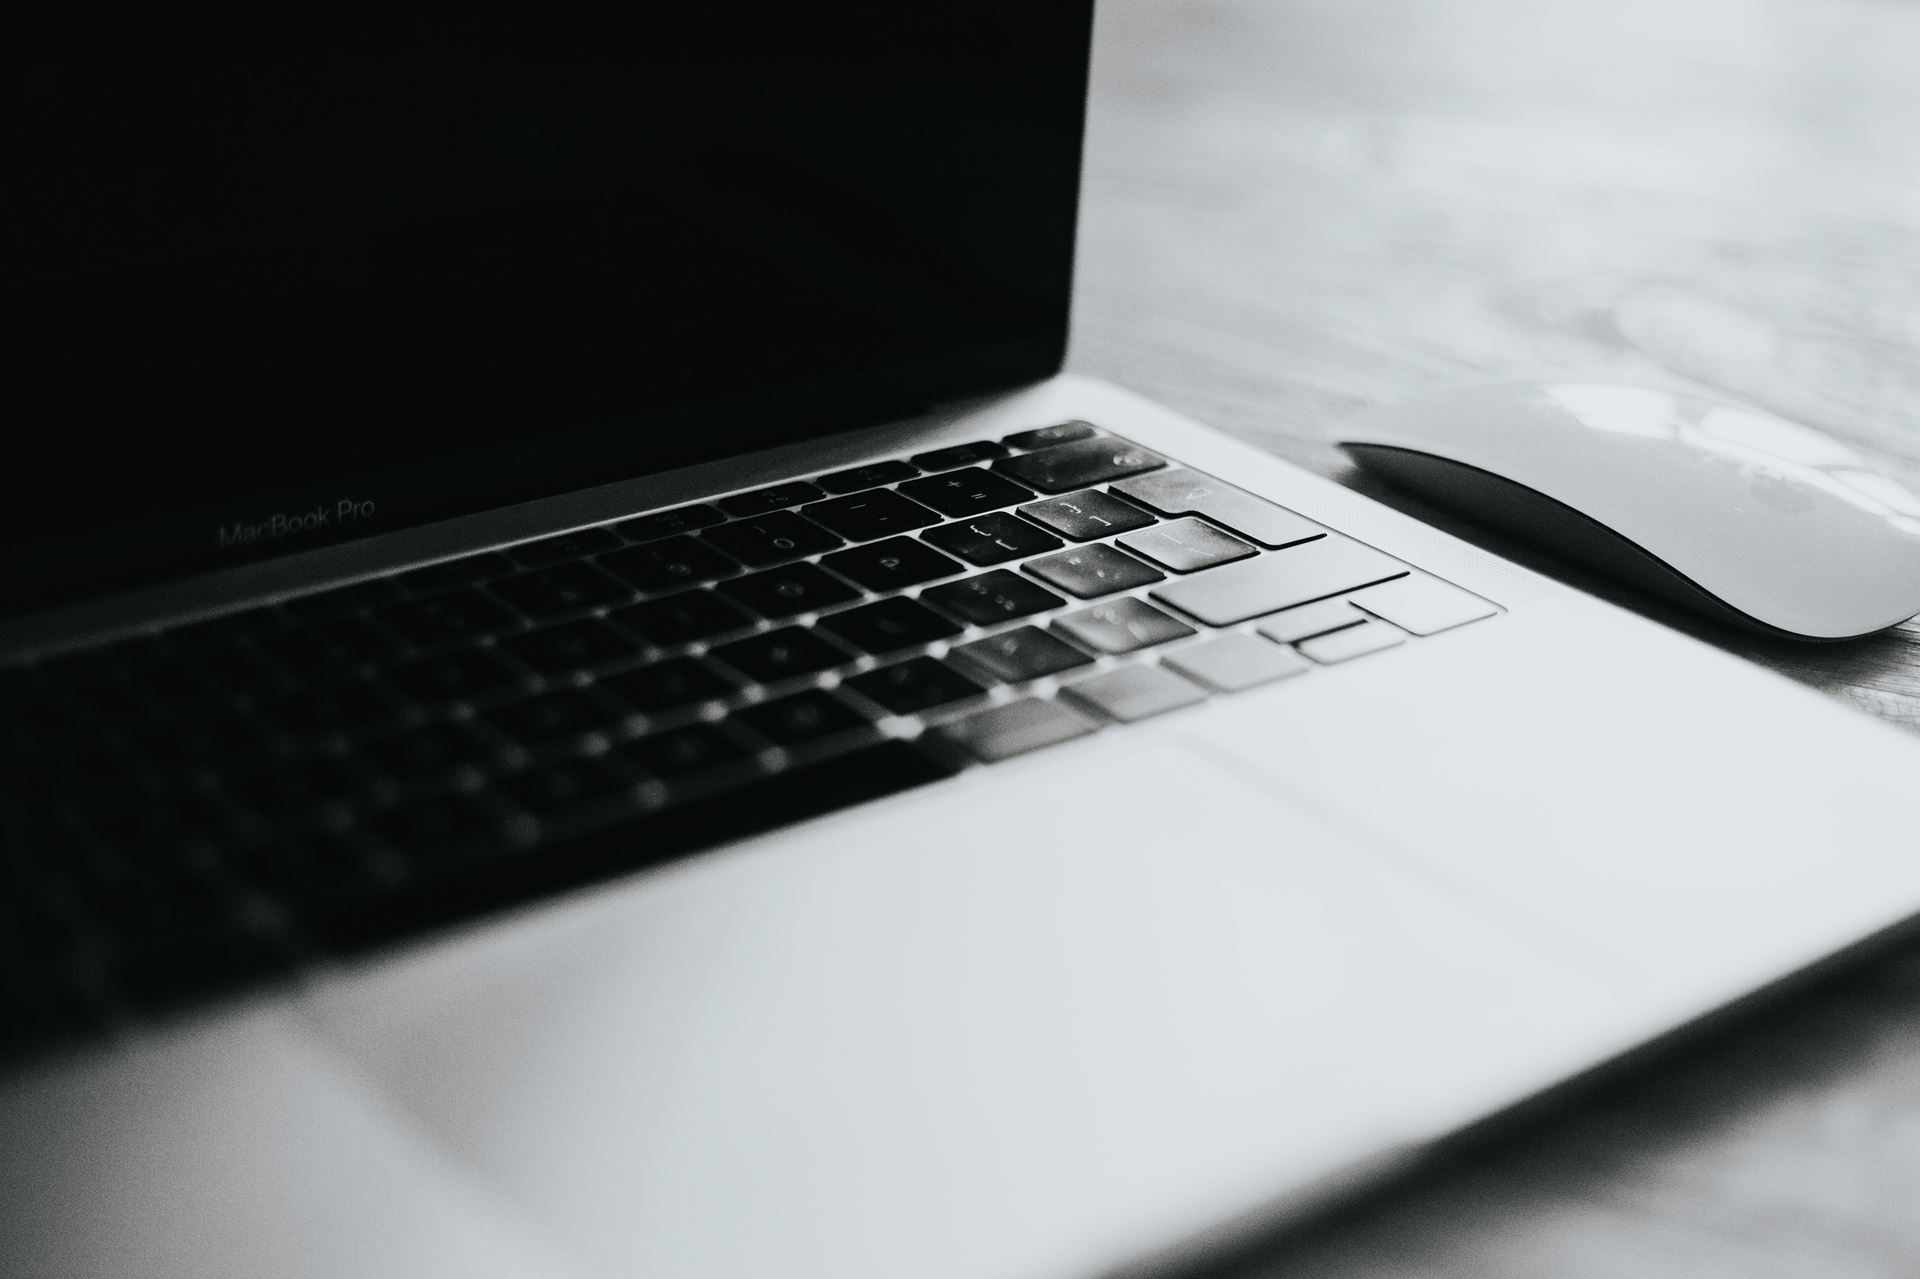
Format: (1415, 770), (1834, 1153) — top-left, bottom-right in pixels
(1150, 535), (1407, 626)
(313, 743), (960, 949)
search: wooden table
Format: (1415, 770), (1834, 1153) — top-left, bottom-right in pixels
(1071, 2), (1920, 1275)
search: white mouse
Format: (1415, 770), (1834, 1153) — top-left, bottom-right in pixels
(1337, 381), (1920, 641)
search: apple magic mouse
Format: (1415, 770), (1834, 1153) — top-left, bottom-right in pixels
(1337, 381), (1920, 641)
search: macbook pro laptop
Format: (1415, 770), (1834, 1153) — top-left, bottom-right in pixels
(7, 8), (1920, 1278)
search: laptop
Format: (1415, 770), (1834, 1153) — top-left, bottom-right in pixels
(6, 7), (1920, 1277)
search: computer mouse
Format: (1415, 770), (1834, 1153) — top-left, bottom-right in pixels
(1337, 381), (1920, 641)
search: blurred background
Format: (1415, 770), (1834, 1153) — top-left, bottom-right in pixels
(1077, 0), (1918, 479)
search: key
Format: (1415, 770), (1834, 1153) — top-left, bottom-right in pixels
(389, 650), (529, 704)
(702, 512), (843, 567)
(951, 627), (1092, 683)
(844, 658), (986, 715)
(930, 697), (1100, 763)
(994, 438), (1163, 493)
(141, 704), (274, 763)
(232, 831), (386, 913)
(115, 790), (242, 854)
(486, 689), (620, 746)
(716, 563), (861, 619)
(613, 591), (754, 647)
(70, 837), (219, 924)
(718, 481), (827, 517)
(1003, 421), (1096, 450)
(363, 795), (501, 857)
(623, 723), (752, 778)
(709, 627), (851, 683)
(1053, 598), (1194, 654)
(508, 527), (623, 567)
(571, 743), (957, 875)
(1119, 518), (1256, 573)
(263, 680), (402, 736)
(1348, 574), (1499, 635)
(394, 551), (517, 594)
(1062, 665), (1207, 723)
(488, 562), (651, 620)
(377, 589), (519, 648)
(922, 570), (1064, 626)
(603, 657), (740, 716)
(820, 537), (963, 592)
(734, 690), (873, 746)
(921, 512), (1062, 565)
(117, 641), (209, 702)
(224, 756), (365, 817)
(815, 460), (921, 494)
(897, 468), (1035, 519)
(1256, 599), (1366, 643)
(1152, 536), (1406, 626)
(910, 441), (1007, 471)
(614, 504), (725, 542)
(1111, 470), (1322, 548)
(498, 757), (630, 817)
(1296, 619), (1406, 664)
(363, 721), (502, 779)
(1163, 634), (1310, 692)
(802, 490), (941, 541)
(1018, 489), (1155, 541)
(599, 536), (741, 593)
(57, 669), (156, 723)
(500, 618), (642, 675)
(819, 598), (961, 655)
(253, 617), (402, 676)
(1024, 544), (1164, 599)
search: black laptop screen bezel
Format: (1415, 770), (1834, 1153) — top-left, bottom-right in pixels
(3, 6), (1091, 614)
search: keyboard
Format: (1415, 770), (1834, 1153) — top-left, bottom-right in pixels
(0, 421), (1499, 1057)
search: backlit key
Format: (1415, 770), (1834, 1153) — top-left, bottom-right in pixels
(1061, 665), (1207, 723)
(931, 697), (1100, 762)
(1113, 470), (1322, 548)
(1118, 519), (1255, 573)
(1152, 536), (1404, 626)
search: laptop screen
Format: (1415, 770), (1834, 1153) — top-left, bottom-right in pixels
(5, 6), (1091, 612)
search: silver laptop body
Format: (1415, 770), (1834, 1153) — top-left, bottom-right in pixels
(9, 373), (1920, 1279)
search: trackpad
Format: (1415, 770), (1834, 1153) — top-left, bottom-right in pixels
(302, 735), (1630, 1279)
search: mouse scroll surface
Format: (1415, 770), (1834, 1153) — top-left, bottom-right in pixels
(1338, 382), (1920, 640)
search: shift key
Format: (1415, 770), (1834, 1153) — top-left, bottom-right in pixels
(1151, 535), (1406, 626)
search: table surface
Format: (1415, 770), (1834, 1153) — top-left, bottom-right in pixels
(1070, 2), (1920, 1276)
